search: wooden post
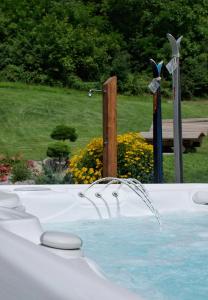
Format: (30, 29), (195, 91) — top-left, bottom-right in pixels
(103, 76), (117, 177)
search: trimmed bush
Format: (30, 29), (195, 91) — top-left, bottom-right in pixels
(69, 132), (153, 184)
(51, 125), (78, 142)
(47, 142), (70, 161)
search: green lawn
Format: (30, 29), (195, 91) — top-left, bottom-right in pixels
(0, 82), (207, 182)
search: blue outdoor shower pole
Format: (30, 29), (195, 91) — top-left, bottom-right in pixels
(149, 59), (163, 183)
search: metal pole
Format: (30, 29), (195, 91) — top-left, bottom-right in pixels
(149, 59), (163, 183)
(167, 33), (183, 183)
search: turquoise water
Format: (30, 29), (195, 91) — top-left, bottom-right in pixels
(44, 212), (208, 300)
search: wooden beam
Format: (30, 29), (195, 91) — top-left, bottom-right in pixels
(103, 76), (117, 177)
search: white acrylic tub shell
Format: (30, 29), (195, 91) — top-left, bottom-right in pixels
(1, 183), (207, 223)
(0, 207), (43, 243)
(0, 183), (208, 300)
(0, 227), (142, 300)
(0, 191), (22, 209)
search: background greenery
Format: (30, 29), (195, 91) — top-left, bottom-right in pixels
(0, 82), (207, 183)
(0, 0), (207, 98)
(0, 0), (207, 182)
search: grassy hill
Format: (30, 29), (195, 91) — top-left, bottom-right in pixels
(0, 82), (208, 182)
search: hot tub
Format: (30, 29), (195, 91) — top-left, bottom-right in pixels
(0, 183), (208, 300)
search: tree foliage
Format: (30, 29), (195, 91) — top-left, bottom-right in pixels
(0, 0), (207, 98)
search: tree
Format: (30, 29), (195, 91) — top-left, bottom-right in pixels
(0, 0), (207, 98)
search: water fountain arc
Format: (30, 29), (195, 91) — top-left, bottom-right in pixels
(79, 177), (161, 225)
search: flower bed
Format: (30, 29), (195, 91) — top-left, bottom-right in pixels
(0, 164), (11, 182)
(69, 132), (153, 184)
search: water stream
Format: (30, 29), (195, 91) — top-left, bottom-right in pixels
(78, 177), (161, 225)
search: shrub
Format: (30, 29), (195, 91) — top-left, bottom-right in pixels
(122, 73), (149, 95)
(47, 142), (70, 162)
(67, 75), (98, 91)
(0, 153), (23, 166)
(69, 132), (153, 184)
(0, 65), (24, 82)
(10, 161), (32, 183)
(181, 54), (208, 99)
(34, 163), (73, 184)
(34, 164), (62, 184)
(51, 125), (78, 142)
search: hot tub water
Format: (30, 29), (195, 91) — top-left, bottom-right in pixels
(44, 212), (208, 300)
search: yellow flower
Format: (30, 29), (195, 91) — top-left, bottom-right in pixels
(68, 132), (153, 184)
(89, 168), (94, 174)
